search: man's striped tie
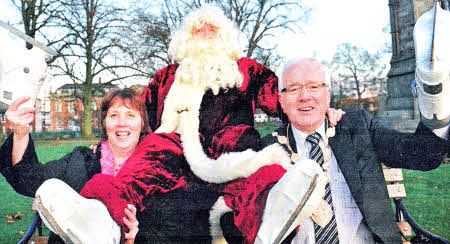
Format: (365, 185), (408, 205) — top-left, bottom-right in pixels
(306, 132), (339, 244)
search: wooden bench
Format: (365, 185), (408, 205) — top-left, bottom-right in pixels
(383, 168), (448, 244)
(19, 168), (448, 244)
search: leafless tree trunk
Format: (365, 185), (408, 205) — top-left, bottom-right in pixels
(0, 118), (4, 144)
(9, 0), (151, 138)
(49, 0), (146, 138)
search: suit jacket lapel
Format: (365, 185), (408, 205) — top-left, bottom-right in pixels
(328, 125), (364, 210)
(287, 124), (297, 154)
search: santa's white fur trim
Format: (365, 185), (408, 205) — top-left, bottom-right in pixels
(155, 81), (205, 134)
(177, 104), (290, 183)
(209, 196), (232, 243)
(157, 77), (290, 183)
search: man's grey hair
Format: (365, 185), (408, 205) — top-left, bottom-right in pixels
(278, 58), (331, 92)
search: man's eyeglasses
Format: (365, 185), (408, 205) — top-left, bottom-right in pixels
(281, 82), (327, 94)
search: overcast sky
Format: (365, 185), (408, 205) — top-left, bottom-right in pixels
(1, 0), (391, 58)
(1, 0), (391, 90)
(279, 0), (390, 62)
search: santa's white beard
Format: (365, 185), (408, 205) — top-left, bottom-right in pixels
(173, 38), (243, 95)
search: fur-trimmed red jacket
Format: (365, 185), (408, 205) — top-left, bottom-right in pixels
(80, 57), (284, 243)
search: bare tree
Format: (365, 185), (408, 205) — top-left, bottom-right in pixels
(10, 0), (69, 64)
(211, 0), (308, 60)
(49, 0), (145, 138)
(331, 43), (387, 110)
(125, 0), (309, 72)
(115, 1), (177, 79)
(252, 45), (283, 69)
(7, 0), (161, 138)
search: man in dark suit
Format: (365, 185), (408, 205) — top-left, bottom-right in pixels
(258, 58), (449, 244)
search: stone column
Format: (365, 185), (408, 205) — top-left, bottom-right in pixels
(380, 0), (435, 131)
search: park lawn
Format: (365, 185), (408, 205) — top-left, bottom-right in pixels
(401, 164), (449, 240)
(0, 141), (92, 243)
(0, 138), (448, 242)
(255, 123), (279, 137)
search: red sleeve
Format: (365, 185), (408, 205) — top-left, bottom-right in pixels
(223, 164), (286, 244)
(141, 64), (179, 131)
(237, 57), (280, 118)
(80, 133), (188, 229)
(208, 123), (285, 243)
(141, 69), (162, 131)
(207, 124), (261, 158)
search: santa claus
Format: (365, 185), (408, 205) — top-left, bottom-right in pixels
(140, 5), (328, 243)
(36, 5), (334, 244)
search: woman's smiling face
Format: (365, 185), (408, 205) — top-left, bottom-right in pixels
(105, 98), (142, 153)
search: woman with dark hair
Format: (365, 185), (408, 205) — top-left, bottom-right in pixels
(0, 88), (150, 243)
(1, 87), (219, 243)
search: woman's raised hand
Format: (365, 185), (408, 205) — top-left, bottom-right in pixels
(5, 97), (36, 138)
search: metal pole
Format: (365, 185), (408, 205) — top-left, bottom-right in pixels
(0, 20), (58, 56)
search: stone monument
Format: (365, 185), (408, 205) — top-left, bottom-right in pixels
(379, 0), (450, 131)
(382, 0), (449, 131)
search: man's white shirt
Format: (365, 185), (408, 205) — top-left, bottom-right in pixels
(288, 122), (449, 244)
(290, 123), (375, 244)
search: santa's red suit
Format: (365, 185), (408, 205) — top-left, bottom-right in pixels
(80, 57), (287, 243)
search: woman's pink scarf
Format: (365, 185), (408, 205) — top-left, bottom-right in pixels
(100, 141), (127, 176)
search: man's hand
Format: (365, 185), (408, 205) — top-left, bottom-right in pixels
(5, 97), (36, 138)
(123, 204), (139, 244)
(327, 108), (345, 127)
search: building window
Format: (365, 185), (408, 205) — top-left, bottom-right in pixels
(68, 102), (74, 112)
(56, 102), (62, 112)
(68, 119), (75, 129)
(393, 9), (400, 55)
(43, 113), (51, 126)
(42, 98), (51, 112)
(3, 91), (12, 100)
(441, 0), (449, 10)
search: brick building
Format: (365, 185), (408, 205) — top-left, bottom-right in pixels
(49, 83), (118, 131)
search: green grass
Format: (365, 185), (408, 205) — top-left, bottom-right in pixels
(0, 137), (448, 242)
(0, 140), (93, 243)
(0, 180), (35, 243)
(255, 123), (279, 137)
(401, 165), (450, 240)
(34, 140), (96, 162)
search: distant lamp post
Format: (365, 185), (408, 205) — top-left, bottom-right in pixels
(74, 109), (80, 139)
